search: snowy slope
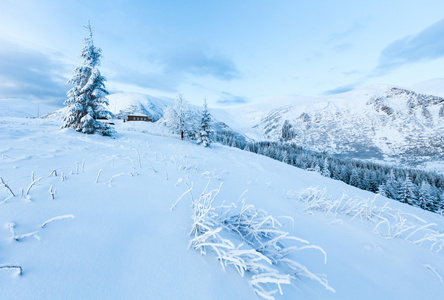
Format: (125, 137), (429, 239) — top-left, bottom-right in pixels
(1, 117), (444, 299)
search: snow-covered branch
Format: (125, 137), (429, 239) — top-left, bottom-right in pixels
(41, 215), (75, 228)
(8, 223), (40, 241)
(0, 177), (15, 197)
(26, 173), (42, 195)
(0, 265), (23, 276)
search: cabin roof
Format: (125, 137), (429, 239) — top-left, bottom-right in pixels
(127, 114), (149, 117)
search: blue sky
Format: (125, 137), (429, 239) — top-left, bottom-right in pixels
(1, 0), (444, 107)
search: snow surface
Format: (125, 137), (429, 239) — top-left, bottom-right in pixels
(1, 113), (444, 299)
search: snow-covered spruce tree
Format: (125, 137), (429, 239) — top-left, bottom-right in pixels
(62, 22), (112, 136)
(398, 174), (417, 205)
(197, 98), (212, 147)
(321, 158), (331, 178)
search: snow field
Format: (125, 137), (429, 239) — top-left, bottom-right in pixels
(1, 117), (444, 299)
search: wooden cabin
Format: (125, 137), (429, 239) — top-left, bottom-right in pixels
(125, 114), (152, 122)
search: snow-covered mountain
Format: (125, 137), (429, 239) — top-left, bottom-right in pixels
(106, 93), (173, 121)
(217, 84), (444, 166)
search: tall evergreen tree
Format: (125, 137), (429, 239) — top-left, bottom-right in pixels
(62, 22), (112, 136)
(385, 170), (399, 200)
(197, 98), (212, 147)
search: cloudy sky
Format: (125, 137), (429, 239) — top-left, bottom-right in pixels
(1, 0), (444, 107)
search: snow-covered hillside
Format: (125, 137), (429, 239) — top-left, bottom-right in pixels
(1, 115), (444, 299)
(215, 85), (444, 168)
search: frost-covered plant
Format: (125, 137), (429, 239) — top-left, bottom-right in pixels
(8, 223), (39, 241)
(297, 187), (444, 252)
(41, 215), (75, 228)
(62, 21), (113, 136)
(187, 183), (334, 299)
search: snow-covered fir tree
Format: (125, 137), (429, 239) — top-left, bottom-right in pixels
(398, 174), (417, 205)
(377, 182), (387, 197)
(196, 98), (212, 147)
(385, 170), (399, 200)
(321, 158), (331, 178)
(349, 169), (360, 187)
(62, 22), (112, 136)
(418, 181), (432, 210)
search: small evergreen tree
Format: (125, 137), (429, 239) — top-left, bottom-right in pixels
(398, 174), (417, 205)
(377, 182), (387, 197)
(321, 158), (331, 178)
(418, 181), (432, 210)
(349, 169), (360, 187)
(197, 98), (212, 147)
(62, 21), (112, 136)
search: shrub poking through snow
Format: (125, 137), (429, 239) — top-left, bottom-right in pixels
(296, 187), (444, 252)
(187, 182), (333, 299)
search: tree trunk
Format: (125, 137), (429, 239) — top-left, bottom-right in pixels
(181, 130), (184, 140)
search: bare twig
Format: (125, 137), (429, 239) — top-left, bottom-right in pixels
(49, 185), (56, 199)
(41, 214), (75, 228)
(109, 173), (125, 183)
(26, 176), (42, 195)
(425, 264), (443, 283)
(96, 169), (102, 183)
(0, 177), (15, 197)
(48, 169), (58, 177)
(1, 195), (13, 204)
(82, 159), (86, 173)
(149, 164), (158, 173)
(0, 265), (23, 275)
(171, 180), (194, 210)
(136, 149), (141, 168)
(8, 223), (39, 241)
